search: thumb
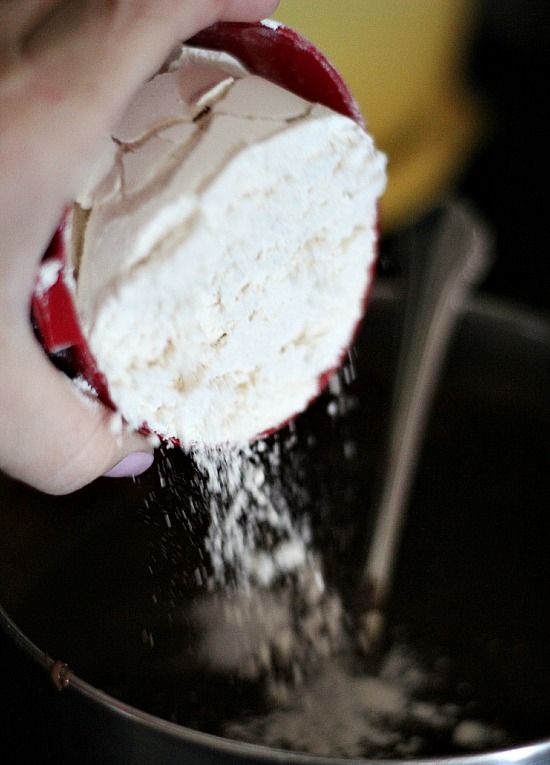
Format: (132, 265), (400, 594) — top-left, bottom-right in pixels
(0, 326), (154, 495)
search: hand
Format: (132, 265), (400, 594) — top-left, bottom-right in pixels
(0, 0), (279, 495)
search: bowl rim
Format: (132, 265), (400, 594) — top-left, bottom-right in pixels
(3, 603), (550, 765)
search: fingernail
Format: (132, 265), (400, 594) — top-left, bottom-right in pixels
(103, 452), (154, 478)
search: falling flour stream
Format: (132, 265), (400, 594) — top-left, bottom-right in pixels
(135, 362), (514, 760)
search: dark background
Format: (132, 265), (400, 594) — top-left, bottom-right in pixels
(455, 0), (549, 314)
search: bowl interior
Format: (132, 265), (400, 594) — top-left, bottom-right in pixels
(1, 284), (550, 761)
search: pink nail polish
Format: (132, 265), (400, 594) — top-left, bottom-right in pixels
(103, 452), (154, 478)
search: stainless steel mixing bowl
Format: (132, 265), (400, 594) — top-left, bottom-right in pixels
(1, 283), (550, 764)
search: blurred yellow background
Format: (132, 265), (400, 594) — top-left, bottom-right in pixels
(275, 1), (487, 233)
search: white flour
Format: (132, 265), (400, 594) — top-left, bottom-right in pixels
(139, 373), (513, 759)
(224, 644), (511, 759)
(190, 433), (312, 590)
(35, 258), (63, 296)
(69, 44), (386, 445)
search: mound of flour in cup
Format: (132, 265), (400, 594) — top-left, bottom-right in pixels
(67, 44), (386, 446)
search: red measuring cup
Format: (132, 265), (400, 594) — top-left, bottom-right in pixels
(31, 20), (371, 441)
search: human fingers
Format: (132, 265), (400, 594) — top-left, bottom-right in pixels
(0, 316), (154, 495)
(0, 0), (278, 493)
(220, 0), (279, 20)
